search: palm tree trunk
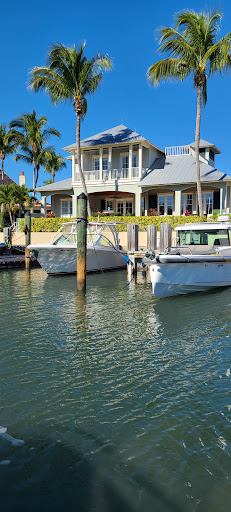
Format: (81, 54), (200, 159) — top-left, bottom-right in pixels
(52, 170), (55, 183)
(33, 161), (36, 191)
(1, 156), (4, 181)
(76, 115), (91, 217)
(195, 86), (203, 216)
(7, 206), (13, 225)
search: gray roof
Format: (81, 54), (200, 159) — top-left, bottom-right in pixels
(0, 171), (16, 186)
(139, 155), (231, 187)
(36, 177), (72, 193)
(63, 124), (164, 153)
(190, 139), (221, 154)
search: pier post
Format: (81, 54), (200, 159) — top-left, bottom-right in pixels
(3, 227), (12, 255)
(127, 223), (138, 252)
(24, 212), (31, 269)
(147, 225), (157, 252)
(159, 223), (172, 253)
(77, 193), (87, 291)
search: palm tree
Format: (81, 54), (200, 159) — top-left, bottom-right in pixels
(13, 184), (35, 218)
(44, 150), (66, 183)
(28, 42), (112, 216)
(0, 124), (17, 180)
(147, 10), (231, 216)
(0, 185), (15, 224)
(9, 110), (60, 190)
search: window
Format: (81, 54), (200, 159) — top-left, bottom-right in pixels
(167, 195), (173, 215)
(158, 195), (165, 215)
(61, 199), (72, 217)
(106, 200), (113, 211)
(122, 155), (129, 168)
(185, 194), (193, 213)
(103, 158), (108, 170)
(209, 150), (214, 161)
(126, 201), (133, 214)
(94, 158), (100, 171)
(179, 229), (229, 246)
(206, 193), (213, 214)
(117, 202), (124, 214)
(132, 154), (137, 167)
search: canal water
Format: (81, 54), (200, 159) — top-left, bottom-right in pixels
(0, 268), (231, 511)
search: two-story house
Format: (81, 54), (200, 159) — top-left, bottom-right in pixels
(36, 125), (231, 217)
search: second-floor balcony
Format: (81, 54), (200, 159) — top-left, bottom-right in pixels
(75, 167), (143, 182)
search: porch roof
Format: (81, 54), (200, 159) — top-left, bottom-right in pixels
(139, 155), (231, 187)
(36, 177), (72, 193)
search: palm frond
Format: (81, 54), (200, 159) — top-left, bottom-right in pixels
(148, 58), (191, 85)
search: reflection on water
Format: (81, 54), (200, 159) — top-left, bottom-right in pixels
(0, 268), (231, 511)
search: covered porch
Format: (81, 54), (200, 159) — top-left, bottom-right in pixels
(141, 183), (231, 216)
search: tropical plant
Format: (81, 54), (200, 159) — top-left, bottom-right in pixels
(0, 124), (17, 179)
(147, 10), (231, 216)
(42, 179), (53, 186)
(0, 185), (15, 224)
(29, 42), (112, 216)
(13, 184), (36, 218)
(44, 150), (66, 183)
(9, 110), (60, 190)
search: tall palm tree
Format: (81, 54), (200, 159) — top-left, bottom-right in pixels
(0, 124), (17, 180)
(28, 42), (112, 216)
(147, 10), (231, 216)
(10, 110), (60, 190)
(44, 150), (66, 183)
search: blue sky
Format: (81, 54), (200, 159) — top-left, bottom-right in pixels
(1, 0), (231, 191)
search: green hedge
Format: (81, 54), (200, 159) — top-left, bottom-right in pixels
(19, 215), (207, 232)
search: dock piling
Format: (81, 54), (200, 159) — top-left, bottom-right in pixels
(127, 223), (138, 252)
(77, 193), (87, 291)
(159, 223), (172, 253)
(147, 225), (157, 252)
(24, 212), (31, 269)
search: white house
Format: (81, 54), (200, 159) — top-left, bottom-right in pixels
(36, 125), (231, 217)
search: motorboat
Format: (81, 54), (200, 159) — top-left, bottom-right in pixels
(27, 221), (127, 275)
(145, 215), (231, 298)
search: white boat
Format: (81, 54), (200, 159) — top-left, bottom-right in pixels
(28, 221), (127, 275)
(148, 216), (231, 298)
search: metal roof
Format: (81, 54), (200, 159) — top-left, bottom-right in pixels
(0, 171), (16, 186)
(190, 139), (221, 154)
(139, 155), (231, 187)
(63, 124), (164, 153)
(36, 178), (72, 193)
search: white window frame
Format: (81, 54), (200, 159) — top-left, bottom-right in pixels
(158, 194), (174, 215)
(61, 199), (72, 218)
(93, 156), (100, 171)
(106, 199), (114, 212)
(181, 193), (193, 215)
(196, 191), (213, 214)
(115, 198), (134, 215)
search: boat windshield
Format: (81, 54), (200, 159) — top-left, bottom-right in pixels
(179, 229), (231, 246)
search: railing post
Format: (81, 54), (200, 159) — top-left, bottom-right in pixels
(3, 227), (12, 256)
(77, 193), (87, 291)
(127, 223), (138, 252)
(24, 212), (31, 268)
(147, 225), (157, 251)
(159, 223), (172, 253)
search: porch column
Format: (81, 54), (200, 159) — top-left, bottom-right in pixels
(72, 193), (78, 218)
(81, 151), (84, 172)
(129, 144), (133, 179)
(174, 190), (181, 216)
(139, 144), (143, 178)
(99, 148), (103, 181)
(40, 195), (47, 217)
(72, 153), (76, 182)
(226, 186), (230, 213)
(220, 185), (227, 212)
(108, 146), (112, 179)
(135, 190), (142, 216)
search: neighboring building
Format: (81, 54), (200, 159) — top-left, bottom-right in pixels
(0, 171), (51, 218)
(0, 170), (16, 186)
(36, 125), (231, 217)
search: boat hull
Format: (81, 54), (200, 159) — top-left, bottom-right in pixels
(28, 244), (126, 275)
(150, 261), (231, 298)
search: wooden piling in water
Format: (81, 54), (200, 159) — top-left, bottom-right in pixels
(127, 223), (138, 252)
(24, 212), (31, 269)
(77, 193), (87, 291)
(147, 225), (157, 252)
(159, 223), (172, 253)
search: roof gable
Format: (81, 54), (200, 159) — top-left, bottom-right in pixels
(190, 139), (221, 154)
(0, 171), (16, 186)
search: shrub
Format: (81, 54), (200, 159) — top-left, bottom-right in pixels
(19, 215), (207, 232)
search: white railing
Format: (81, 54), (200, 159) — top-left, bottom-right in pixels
(165, 145), (190, 157)
(75, 167), (143, 182)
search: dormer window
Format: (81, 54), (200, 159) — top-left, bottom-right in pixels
(209, 149), (214, 161)
(199, 148), (206, 159)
